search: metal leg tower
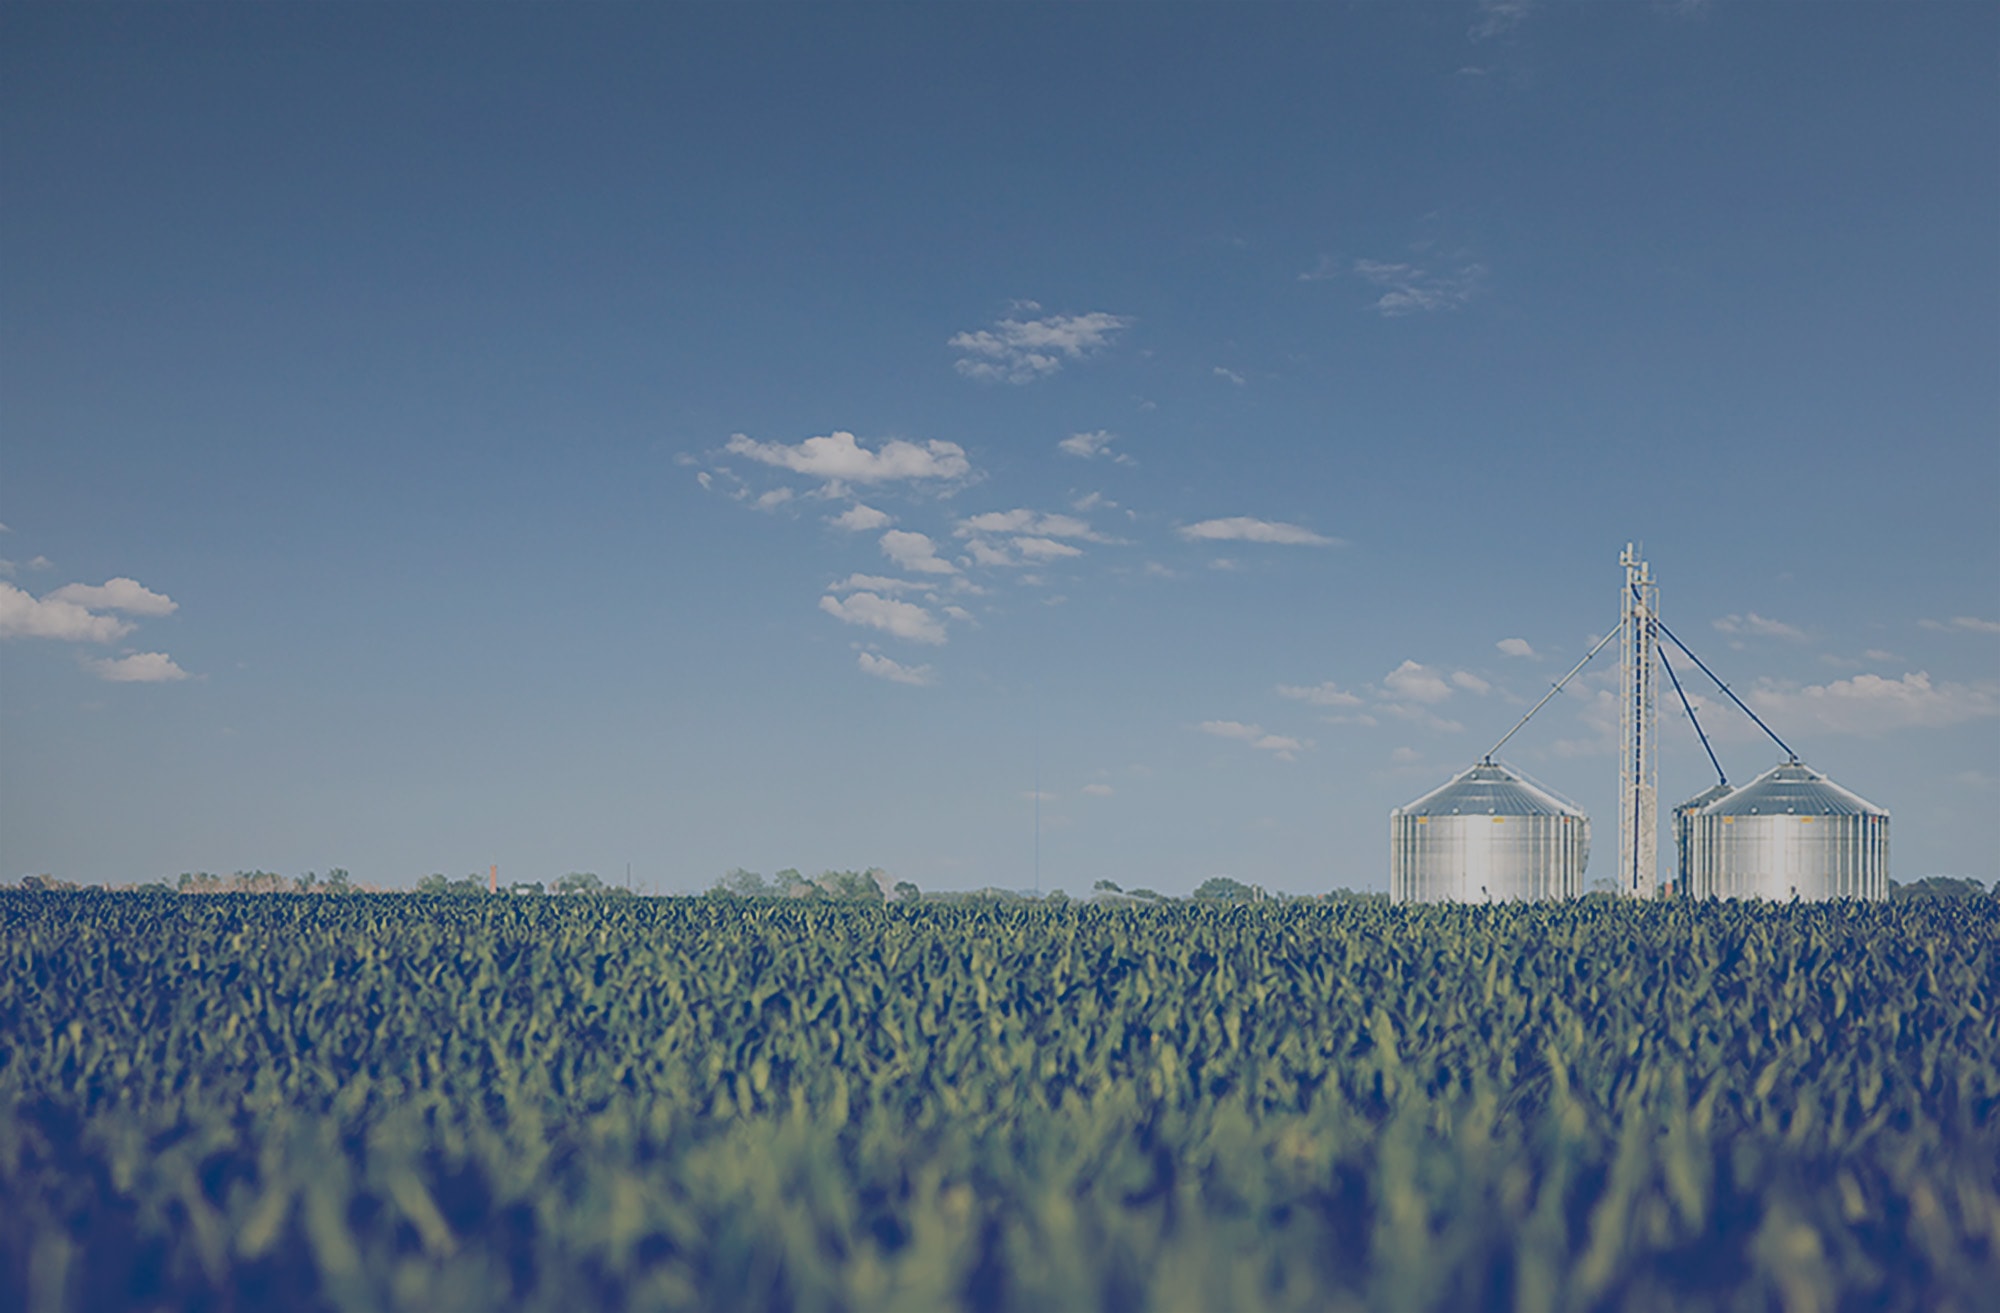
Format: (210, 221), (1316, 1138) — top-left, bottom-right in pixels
(1618, 544), (1659, 898)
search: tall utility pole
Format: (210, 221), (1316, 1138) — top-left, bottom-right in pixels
(1618, 544), (1659, 898)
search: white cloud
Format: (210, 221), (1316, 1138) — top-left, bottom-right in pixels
(1081, 783), (1115, 797)
(0, 582), (135, 642)
(88, 651), (190, 683)
(753, 488), (795, 511)
(27, 556), (51, 571)
(1213, 366), (1245, 386)
(1390, 746), (1423, 766)
(1920, 616), (2000, 635)
(46, 577), (178, 617)
(950, 310), (1132, 384)
(828, 503), (893, 533)
(1353, 259), (1485, 316)
(1747, 672), (1999, 735)
(724, 431), (970, 485)
(1382, 659), (1455, 704)
(818, 592), (947, 645)
(1277, 681), (1365, 708)
(1058, 430), (1131, 463)
(828, 573), (933, 596)
(964, 539), (1016, 568)
(1452, 671), (1492, 695)
(880, 530), (958, 576)
(1497, 637), (1536, 658)
(1199, 720), (1308, 760)
(1012, 536), (1083, 561)
(1713, 612), (1811, 642)
(1177, 517), (1336, 546)
(957, 509), (1101, 540)
(857, 652), (936, 686)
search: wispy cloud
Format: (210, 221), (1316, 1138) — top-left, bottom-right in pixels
(1057, 430), (1132, 464)
(1747, 671), (1999, 735)
(1469, 0), (1533, 41)
(818, 592), (947, 645)
(857, 651), (936, 686)
(1213, 367), (1245, 386)
(724, 431), (970, 486)
(1199, 720), (1308, 761)
(1177, 517), (1337, 546)
(1353, 259), (1486, 316)
(1496, 637), (1536, 658)
(1298, 254), (1341, 283)
(87, 651), (190, 683)
(1277, 681), (1365, 708)
(1082, 783), (1115, 797)
(1920, 616), (2000, 635)
(950, 310), (1133, 384)
(827, 573), (934, 597)
(1713, 612), (1811, 642)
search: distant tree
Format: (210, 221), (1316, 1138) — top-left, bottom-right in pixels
(1126, 887), (1165, 902)
(817, 870), (886, 903)
(1323, 887), (1390, 903)
(132, 880), (174, 895)
(773, 869), (812, 897)
(508, 882), (545, 897)
(1044, 889), (1070, 905)
(21, 875), (78, 892)
(713, 868), (773, 898)
(1892, 876), (1990, 901)
(322, 868), (354, 895)
(893, 880), (921, 902)
(555, 871), (605, 896)
(1093, 879), (1123, 893)
(294, 871), (320, 894)
(1193, 876), (1255, 902)
(416, 873), (485, 896)
(179, 872), (220, 893)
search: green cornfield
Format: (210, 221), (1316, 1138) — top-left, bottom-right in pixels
(2, 894), (1995, 1312)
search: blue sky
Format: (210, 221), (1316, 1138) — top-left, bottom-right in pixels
(3, 2), (1995, 894)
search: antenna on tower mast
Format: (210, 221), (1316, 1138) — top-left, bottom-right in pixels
(1618, 544), (1659, 899)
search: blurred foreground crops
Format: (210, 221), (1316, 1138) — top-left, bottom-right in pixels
(1, 894), (1994, 1312)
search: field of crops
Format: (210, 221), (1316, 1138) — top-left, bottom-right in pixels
(2, 894), (1994, 1312)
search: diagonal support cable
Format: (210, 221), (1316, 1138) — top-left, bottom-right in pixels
(1650, 609), (1797, 763)
(1658, 637), (1725, 787)
(1483, 624), (1621, 764)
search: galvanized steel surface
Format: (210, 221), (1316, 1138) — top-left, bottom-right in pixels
(1685, 761), (1890, 901)
(1672, 782), (1735, 897)
(1391, 762), (1591, 903)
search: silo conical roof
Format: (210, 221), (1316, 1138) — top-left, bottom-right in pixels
(1395, 761), (1586, 818)
(1676, 781), (1736, 814)
(1699, 761), (1886, 818)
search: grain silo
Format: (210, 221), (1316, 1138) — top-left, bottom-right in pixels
(1684, 760), (1889, 901)
(1390, 761), (1591, 903)
(1670, 782), (1735, 898)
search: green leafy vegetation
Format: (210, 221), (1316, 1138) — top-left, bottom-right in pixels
(1, 895), (1993, 1311)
